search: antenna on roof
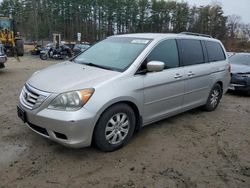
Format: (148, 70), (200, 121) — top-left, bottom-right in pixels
(180, 32), (212, 38)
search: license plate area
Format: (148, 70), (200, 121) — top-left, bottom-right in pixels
(17, 106), (27, 123)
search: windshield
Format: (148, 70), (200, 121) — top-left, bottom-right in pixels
(0, 19), (12, 30)
(229, 54), (250, 66)
(74, 37), (151, 72)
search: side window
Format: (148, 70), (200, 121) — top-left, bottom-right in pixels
(180, 39), (204, 66)
(205, 41), (226, 62)
(147, 39), (179, 69)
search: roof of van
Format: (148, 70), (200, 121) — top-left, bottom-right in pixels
(112, 33), (219, 42)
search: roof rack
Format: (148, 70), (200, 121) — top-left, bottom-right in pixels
(180, 32), (212, 38)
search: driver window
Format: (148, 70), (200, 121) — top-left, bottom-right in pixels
(147, 39), (179, 69)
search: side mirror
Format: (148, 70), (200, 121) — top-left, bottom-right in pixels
(147, 61), (165, 72)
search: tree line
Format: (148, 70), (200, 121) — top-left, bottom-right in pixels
(0, 0), (249, 50)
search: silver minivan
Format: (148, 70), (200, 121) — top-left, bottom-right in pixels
(17, 33), (231, 151)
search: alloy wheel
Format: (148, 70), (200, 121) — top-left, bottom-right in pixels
(105, 113), (130, 145)
(210, 89), (220, 108)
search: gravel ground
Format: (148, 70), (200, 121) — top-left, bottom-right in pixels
(0, 56), (250, 188)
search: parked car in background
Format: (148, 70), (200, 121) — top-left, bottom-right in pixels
(73, 43), (90, 55)
(17, 33), (230, 151)
(227, 52), (235, 58)
(64, 43), (75, 50)
(229, 53), (250, 95)
(0, 43), (7, 69)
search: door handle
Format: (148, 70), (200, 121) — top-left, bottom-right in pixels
(174, 74), (183, 79)
(188, 72), (195, 77)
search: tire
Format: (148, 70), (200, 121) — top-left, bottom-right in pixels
(16, 39), (24, 56)
(93, 104), (136, 152)
(247, 90), (250, 96)
(67, 51), (72, 58)
(203, 83), (222, 111)
(40, 53), (48, 60)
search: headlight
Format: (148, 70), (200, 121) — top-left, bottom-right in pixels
(48, 89), (94, 111)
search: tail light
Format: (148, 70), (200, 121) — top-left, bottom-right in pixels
(228, 64), (231, 73)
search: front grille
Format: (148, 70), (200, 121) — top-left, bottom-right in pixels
(20, 84), (50, 110)
(28, 123), (49, 136)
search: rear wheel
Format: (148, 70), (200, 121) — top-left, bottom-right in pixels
(247, 90), (250, 96)
(16, 39), (24, 56)
(203, 83), (222, 111)
(93, 104), (136, 152)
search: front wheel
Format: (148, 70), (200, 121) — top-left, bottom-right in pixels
(203, 83), (222, 111)
(93, 104), (136, 152)
(40, 53), (48, 60)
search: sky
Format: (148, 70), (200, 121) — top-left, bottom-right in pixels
(0, 0), (249, 23)
(178, 0), (250, 24)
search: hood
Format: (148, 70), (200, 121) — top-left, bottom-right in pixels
(27, 61), (120, 93)
(231, 64), (250, 74)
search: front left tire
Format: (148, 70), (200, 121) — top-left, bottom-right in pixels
(93, 103), (136, 152)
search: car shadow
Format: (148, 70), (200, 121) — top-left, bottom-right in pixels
(227, 90), (249, 97)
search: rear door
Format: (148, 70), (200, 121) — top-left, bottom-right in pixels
(178, 39), (212, 109)
(141, 39), (185, 124)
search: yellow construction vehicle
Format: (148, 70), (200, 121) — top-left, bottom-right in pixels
(0, 16), (24, 57)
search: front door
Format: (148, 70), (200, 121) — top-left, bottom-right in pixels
(142, 39), (185, 124)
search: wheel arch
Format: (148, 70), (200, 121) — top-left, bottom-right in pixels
(215, 81), (223, 97)
(217, 81), (223, 89)
(91, 99), (143, 145)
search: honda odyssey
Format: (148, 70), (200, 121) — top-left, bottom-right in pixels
(17, 33), (230, 151)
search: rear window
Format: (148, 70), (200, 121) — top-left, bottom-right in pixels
(205, 41), (226, 62)
(180, 39), (204, 66)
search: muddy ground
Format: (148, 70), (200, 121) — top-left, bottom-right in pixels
(0, 56), (250, 188)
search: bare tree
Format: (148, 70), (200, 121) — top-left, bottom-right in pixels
(227, 14), (241, 39)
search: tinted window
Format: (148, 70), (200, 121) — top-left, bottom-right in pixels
(180, 39), (204, 66)
(205, 41), (226, 62)
(147, 39), (179, 68)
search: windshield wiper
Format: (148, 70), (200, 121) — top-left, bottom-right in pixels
(83, 62), (115, 71)
(73, 59), (119, 71)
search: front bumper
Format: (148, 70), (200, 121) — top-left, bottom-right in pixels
(230, 74), (250, 92)
(18, 103), (97, 148)
(229, 83), (250, 92)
